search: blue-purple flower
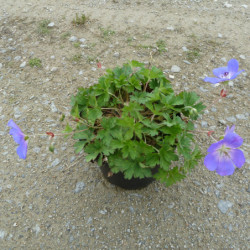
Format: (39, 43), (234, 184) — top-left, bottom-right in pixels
(203, 59), (244, 84)
(8, 119), (28, 159)
(204, 125), (245, 176)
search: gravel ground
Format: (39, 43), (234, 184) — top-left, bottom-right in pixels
(0, 0), (249, 249)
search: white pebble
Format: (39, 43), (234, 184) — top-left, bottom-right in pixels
(166, 26), (175, 31)
(14, 56), (21, 61)
(171, 65), (181, 73)
(224, 2), (232, 8)
(69, 36), (78, 42)
(239, 55), (246, 60)
(51, 102), (58, 112)
(79, 38), (86, 43)
(236, 114), (247, 120)
(20, 61), (26, 68)
(113, 52), (120, 58)
(48, 22), (55, 27)
(51, 67), (58, 72)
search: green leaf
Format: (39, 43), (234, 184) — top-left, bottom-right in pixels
(145, 153), (159, 167)
(130, 60), (145, 68)
(121, 141), (140, 160)
(177, 134), (192, 159)
(181, 91), (200, 106)
(150, 66), (164, 79)
(74, 141), (87, 153)
(122, 102), (144, 121)
(130, 92), (149, 104)
(87, 108), (102, 123)
(159, 146), (178, 170)
(63, 124), (73, 137)
(70, 103), (80, 118)
(154, 167), (186, 187)
(129, 75), (142, 90)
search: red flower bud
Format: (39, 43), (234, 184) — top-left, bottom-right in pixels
(207, 131), (214, 136)
(220, 89), (227, 97)
(73, 118), (80, 122)
(97, 62), (102, 68)
(46, 132), (55, 138)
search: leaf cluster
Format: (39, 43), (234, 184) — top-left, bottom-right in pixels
(69, 61), (205, 186)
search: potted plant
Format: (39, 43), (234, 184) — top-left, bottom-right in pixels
(66, 61), (206, 189)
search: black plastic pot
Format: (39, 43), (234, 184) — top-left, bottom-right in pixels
(100, 162), (159, 190)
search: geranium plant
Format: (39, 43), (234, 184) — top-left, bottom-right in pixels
(7, 59), (246, 188)
(66, 61), (205, 186)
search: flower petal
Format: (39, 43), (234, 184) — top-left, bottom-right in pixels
(230, 148), (245, 168)
(225, 125), (235, 136)
(203, 77), (224, 84)
(8, 119), (25, 144)
(227, 59), (239, 74)
(16, 141), (28, 159)
(204, 153), (218, 171)
(8, 119), (21, 130)
(9, 128), (24, 144)
(213, 67), (228, 78)
(224, 132), (243, 148)
(229, 70), (245, 80)
(207, 141), (223, 153)
(216, 156), (235, 176)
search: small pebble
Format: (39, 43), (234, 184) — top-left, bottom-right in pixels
(51, 102), (58, 113)
(226, 116), (236, 123)
(239, 55), (246, 60)
(182, 46), (188, 52)
(51, 158), (60, 167)
(0, 230), (6, 239)
(14, 56), (21, 61)
(218, 33), (223, 38)
(74, 181), (85, 193)
(79, 38), (86, 43)
(200, 86), (208, 92)
(224, 2), (232, 8)
(201, 121), (208, 128)
(20, 61), (26, 68)
(113, 52), (120, 58)
(221, 57), (227, 63)
(69, 36), (78, 42)
(48, 22), (55, 27)
(183, 60), (191, 64)
(218, 200), (233, 214)
(171, 65), (181, 73)
(166, 26), (174, 31)
(51, 67), (58, 72)
(236, 114), (247, 120)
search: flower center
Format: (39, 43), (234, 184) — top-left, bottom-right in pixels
(217, 144), (230, 158)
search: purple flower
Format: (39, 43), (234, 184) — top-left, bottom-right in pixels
(8, 119), (28, 159)
(204, 125), (245, 176)
(203, 59), (244, 84)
